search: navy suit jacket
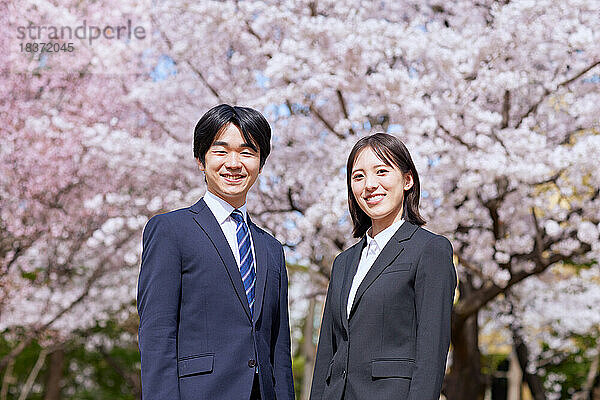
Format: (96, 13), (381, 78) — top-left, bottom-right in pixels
(310, 222), (457, 400)
(137, 199), (294, 400)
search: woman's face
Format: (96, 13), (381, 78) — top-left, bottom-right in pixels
(350, 146), (413, 234)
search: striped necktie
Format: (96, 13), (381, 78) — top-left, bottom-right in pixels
(230, 209), (256, 316)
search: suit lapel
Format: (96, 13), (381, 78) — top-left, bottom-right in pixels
(341, 237), (366, 332)
(248, 220), (267, 325)
(189, 199), (252, 321)
(348, 222), (419, 319)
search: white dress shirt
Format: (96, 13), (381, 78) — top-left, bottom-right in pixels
(347, 219), (405, 317)
(203, 190), (257, 271)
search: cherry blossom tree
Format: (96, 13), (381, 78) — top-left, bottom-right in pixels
(0, 0), (191, 381)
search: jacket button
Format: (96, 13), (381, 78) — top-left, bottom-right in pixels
(248, 359), (257, 368)
(342, 370), (346, 378)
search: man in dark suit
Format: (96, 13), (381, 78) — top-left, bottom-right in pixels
(137, 104), (295, 400)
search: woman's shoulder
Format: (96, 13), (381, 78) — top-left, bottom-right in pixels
(330, 238), (364, 272)
(339, 237), (365, 258)
(413, 225), (453, 252)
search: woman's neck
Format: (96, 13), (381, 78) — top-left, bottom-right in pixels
(369, 208), (404, 237)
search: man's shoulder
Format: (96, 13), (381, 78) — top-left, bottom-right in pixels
(148, 206), (192, 223)
(249, 221), (283, 249)
(143, 205), (195, 234)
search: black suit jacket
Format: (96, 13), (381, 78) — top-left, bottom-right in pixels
(137, 199), (294, 400)
(310, 222), (457, 400)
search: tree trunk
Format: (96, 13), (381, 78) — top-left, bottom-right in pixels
(44, 348), (65, 400)
(445, 309), (485, 400)
(445, 275), (485, 400)
(301, 298), (317, 400)
(507, 350), (522, 400)
(513, 329), (546, 400)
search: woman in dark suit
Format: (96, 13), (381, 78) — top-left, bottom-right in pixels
(310, 133), (457, 400)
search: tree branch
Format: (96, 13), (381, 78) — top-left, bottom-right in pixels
(455, 252), (486, 280)
(454, 242), (591, 321)
(98, 346), (141, 399)
(572, 336), (600, 400)
(438, 123), (477, 150)
(0, 231), (137, 369)
(501, 90), (510, 129)
(309, 104), (345, 139)
(515, 60), (600, 129)
(150, 14), (223, 102)
(336, 89), (355, 135)
(17, 349), (48, 400)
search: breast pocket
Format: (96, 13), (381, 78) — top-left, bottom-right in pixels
(382, 262), (411, 274)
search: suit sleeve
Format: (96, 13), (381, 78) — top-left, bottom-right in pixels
(408, 235), (457, 400)
(137, 214), (181, 400)
(309, 254), (342, 400)
(272, 245), (295, 400)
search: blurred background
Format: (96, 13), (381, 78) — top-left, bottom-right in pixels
(1, 0), (600, 399)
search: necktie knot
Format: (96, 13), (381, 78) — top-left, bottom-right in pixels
(231, 209), (244, 225)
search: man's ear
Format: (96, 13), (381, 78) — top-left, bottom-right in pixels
(196, 158), (205, 172)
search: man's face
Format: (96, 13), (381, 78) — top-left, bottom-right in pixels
(197, 123), (261, 208)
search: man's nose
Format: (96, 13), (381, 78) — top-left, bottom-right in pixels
(225, 152), (242, 168)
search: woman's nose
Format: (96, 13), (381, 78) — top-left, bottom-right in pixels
(364, 174), (378, 190)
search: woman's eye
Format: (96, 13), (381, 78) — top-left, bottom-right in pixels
(352, 174), (364, 180)
(377, 169), (388, 174)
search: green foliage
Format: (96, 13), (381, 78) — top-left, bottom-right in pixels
(20, 271), (37, 282)
(292, 354), (305, 399)
(540, 334), (597, 398)
(481, 352), (510, 376)
(0, 316), (140, 400)
(0, 337), (44, 399)
(61, 342), (139, 400)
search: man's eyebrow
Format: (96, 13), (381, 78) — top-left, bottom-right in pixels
(211, 141), (257, 150)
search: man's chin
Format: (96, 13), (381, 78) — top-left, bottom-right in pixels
(220, 189), (247, 203)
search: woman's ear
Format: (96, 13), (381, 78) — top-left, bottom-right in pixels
(196, 158), (205, 172)
(403, 172), (414, 191)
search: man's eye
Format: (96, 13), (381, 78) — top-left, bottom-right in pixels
(377, 169), (388, 174)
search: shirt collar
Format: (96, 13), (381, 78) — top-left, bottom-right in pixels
(203, 190), (248, 225)
(366, 219), (405, 252)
